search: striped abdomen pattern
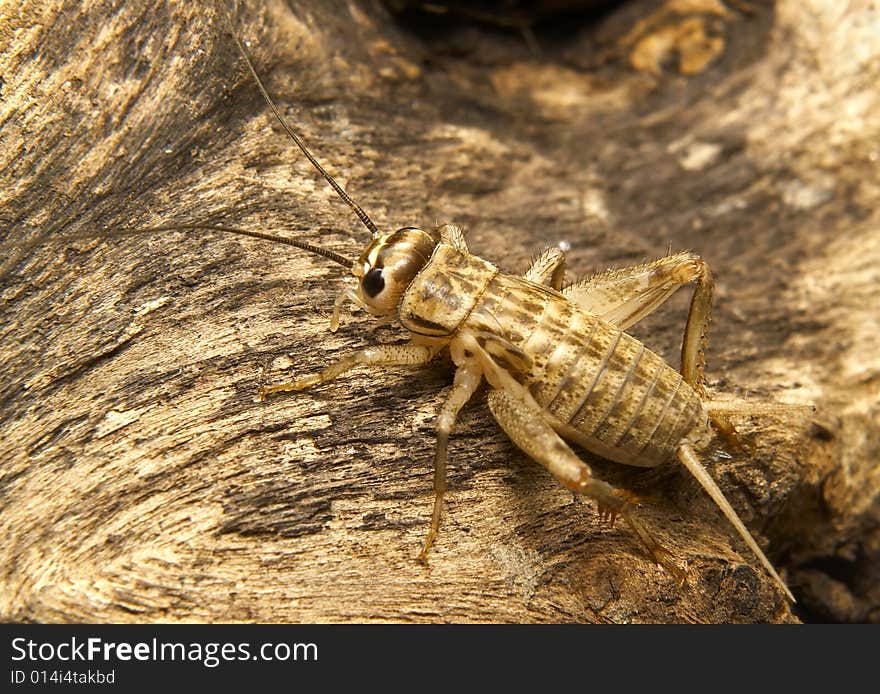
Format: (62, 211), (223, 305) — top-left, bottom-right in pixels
(464, 274), (708, 466)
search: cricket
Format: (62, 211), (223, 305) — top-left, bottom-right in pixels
(10, 2), (806, 605)
(213, 4), (799, 602)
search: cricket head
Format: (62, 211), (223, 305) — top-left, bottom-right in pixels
(352, 227), (438, 315)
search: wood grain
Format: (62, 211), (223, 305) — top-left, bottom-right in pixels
(1, 0), (877, 623)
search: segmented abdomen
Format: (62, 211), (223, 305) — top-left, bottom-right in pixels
(466, 275), (707, 466)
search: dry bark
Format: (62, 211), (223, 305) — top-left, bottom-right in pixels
(1, 0), (878, 623)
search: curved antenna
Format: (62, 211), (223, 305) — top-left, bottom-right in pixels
(218, 2), (379, 237)
(5, 225), (355, 268)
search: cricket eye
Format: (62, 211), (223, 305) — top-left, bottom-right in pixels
(362, 267), (385, 298)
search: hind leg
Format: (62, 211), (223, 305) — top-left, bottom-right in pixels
(525, 247), (566, 288)
(668, 257), (748, 448)
(487, 388), (684, 583)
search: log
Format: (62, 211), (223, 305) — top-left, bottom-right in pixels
(1, 0), (877, 623)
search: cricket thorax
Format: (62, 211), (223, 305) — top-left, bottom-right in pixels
(398, 244), (499, 337)
(353, 227), (439, 316)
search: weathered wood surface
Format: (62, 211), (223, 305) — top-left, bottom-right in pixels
(1, 0), (877, 623)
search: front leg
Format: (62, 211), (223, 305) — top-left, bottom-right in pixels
(260, 344), (439, 398)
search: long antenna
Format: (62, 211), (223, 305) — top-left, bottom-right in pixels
(6, 225), (355, 268)
(148, 225), (355, 267)
(218, 2), (379, 237)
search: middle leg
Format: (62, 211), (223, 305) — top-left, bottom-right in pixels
(418, 360), (483, 561)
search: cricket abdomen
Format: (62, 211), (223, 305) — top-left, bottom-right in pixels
(464, 273), (710, 467)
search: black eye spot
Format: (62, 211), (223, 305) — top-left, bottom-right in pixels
(362, 268), (385, 298)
